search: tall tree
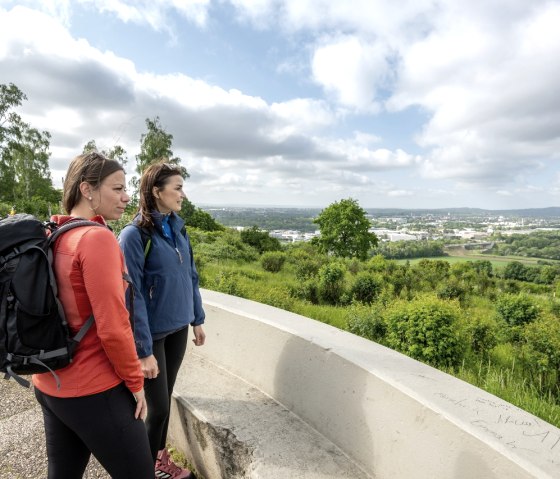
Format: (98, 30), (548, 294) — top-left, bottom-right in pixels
(0, 83), (27, 199)
(313, 198), (378, 260)
(135, 116), (187, 176)
(130, 116), (189, 205)
(83, 140), (128, 167)
(11, 117), (54, 201)
(0, 83), (58, 213)
(180, 198), (224, 232)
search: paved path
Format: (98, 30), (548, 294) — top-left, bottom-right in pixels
(0, 377), (110, 479)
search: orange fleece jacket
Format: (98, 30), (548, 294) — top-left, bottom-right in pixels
(33, 215), (144, 397)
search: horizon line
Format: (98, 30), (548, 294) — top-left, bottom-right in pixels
(197, 203), (560, 212)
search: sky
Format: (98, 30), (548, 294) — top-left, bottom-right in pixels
(0, 0), (559, 210)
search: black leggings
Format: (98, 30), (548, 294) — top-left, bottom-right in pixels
(145, 326), (189, 461)
(35, 382), (153, 479)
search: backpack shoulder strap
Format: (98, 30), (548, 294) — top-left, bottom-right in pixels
(47, 220), (105, 349)
(128, 223), (183, 259)
(129, 224), (152, 259)
(139, 227), (152, 259)
(47, 219), (105, 245)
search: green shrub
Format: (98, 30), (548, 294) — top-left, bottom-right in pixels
(260, 251), (286, 273)
(498, 279), (521, 294)
(549, 300), (560, 318)
(294, 258), (321, 281)
(346, 303), (386, 342)
(464, 315), (498, 357)
(188, 229), (222, 247)
(346, 258), (363, 275)
(473, 260), (493, 277)
(255, 287), (294, 310)
(240, 226), (282, 253)
(437, 280), (467, 303)
(496, 293), (540, 327)
(350, 273), (382, 304)
(289, 279), (320, 304)
(385, 295), (464, 368)
(284, 242), (321, 264)
(413, 259), (450, 289)
(521, 315), (560, 387)
(195, 232), (258, 262)
(503, 261), (530, 281)
(386, 265), (414, 298)
(366, 254), (389, 273)
(318, 262), (346, 305)
(213, 271), (246, 297)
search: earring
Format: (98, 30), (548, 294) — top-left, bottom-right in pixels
(88, 197), (92, 200)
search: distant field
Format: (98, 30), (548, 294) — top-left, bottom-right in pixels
(395, 253), (557, 268)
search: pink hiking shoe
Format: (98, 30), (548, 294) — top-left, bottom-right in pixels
(155, 448), (194, 479)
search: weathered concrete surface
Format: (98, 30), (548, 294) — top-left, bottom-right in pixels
(169, 353), (371, 479)
(0, 378), (110, 478)
(168, 289), (560, 479)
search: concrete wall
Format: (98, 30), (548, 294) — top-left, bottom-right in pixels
(182, 289), (560, 478)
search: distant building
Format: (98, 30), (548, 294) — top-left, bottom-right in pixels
(389, 233), (417, 241)
(269, 230), (319, 242)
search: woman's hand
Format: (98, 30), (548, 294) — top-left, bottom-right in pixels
(192, 325), (206, 346)
(140, 355), (159, 379)
(132, 388), (148, 420)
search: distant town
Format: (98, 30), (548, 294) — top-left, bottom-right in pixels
(201, 206), (560, 243)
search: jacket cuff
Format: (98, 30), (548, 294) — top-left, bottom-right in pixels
(136, 341), (153, 358)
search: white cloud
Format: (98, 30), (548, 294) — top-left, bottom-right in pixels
(268, 98), (335, 138)
(6, 0), (212, 29)
(311, 36), (389, 112)
(388, 1), (560, 185)
(230, 0), (560, 195)
(3, 1), (560, 208)
(387, 189), (414, 198)
(551, 174), (560, 197)
(0, 5), (415, 203)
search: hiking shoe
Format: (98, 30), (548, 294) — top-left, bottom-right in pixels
(155, 448), (194, 479)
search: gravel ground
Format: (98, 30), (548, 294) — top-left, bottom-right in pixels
(0, 377), (110, 479)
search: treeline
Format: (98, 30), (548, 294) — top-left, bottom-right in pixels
(206, 207), (319, 232)
(491, 231), (560, 260)
(372, 239), (445, 259)
(502, 261), (560, 285)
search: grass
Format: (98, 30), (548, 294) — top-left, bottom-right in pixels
(290, 303), (348, 329)
(198, 256), (560, 429)
(448, 361), (560, 427)
(200, 261), (348, 330)
(167, 445), (202, 479)
(395, 253), (556, 269)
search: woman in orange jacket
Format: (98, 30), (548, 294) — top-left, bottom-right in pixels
(33, 152), (153, 479)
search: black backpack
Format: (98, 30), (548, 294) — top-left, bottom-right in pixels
(0, 214), (103, 389)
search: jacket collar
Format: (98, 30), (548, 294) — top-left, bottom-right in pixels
(134, 211), (185, 234)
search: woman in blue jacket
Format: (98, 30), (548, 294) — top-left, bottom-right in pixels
(119, 161), (205, 479)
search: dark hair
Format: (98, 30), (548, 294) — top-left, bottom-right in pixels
(62, 152), (124, 214)
(138, 159), (185, 229)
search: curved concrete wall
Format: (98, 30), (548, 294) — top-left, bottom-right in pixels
(187, 289), (560, 478)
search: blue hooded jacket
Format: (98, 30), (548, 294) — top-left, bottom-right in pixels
(118, 211), (205, 358)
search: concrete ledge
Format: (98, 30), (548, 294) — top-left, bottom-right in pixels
(170, 354), (370, 478)
(170, 289), (560, 478)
